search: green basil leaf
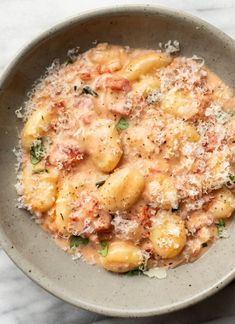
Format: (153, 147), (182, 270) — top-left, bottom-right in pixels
(70, 235), (89, 248)
(115, 117), (129, 130)
(32, 169), (48, 174)
(127, 268), (142, 276)
(30, 138), (44, 165)
(65, 57), (75, 65)
(216, 219), (225, 238)
(99, 241), (108, 257)
(95, 180), (106, 188)
(229, 173), (235, 182)
(82, 86), (98, 97)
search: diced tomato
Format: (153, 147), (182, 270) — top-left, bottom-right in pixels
(62, 147), (84, 169)
(131, 206), (152, 234)
(93, 212), (112, 232)
(49, 144), (84, 170)
(79, 71), (92, 81)
(106, 76), (131, 92)
(96, 64), (110, 74)
(53, 101), (65, 110)
(68, 193), (111, 236)
(95, 74), (131, 92)
(204, 133), (217, 152)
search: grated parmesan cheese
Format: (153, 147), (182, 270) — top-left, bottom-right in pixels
(159, 40), (180, 54)
(144, 267), (167, 279)
(111, 214), (139, 238)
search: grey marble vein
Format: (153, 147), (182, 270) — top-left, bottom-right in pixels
(1, 1), (235, 323)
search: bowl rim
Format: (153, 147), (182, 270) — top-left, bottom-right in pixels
(1, 4), (235, 317)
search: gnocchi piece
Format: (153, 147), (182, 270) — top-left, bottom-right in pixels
(183, 125), (200, 143)
(111, 215), (143, 242)
(55, 177), (82, 234)
(124, 126), (158, 158)
(204, 150), (231, 189)
(150, 211), (186, 259)
(144, 174), (178, 209)
(99, 167), (145, 211)
(21, 105), (55, 149)
(100, 240), (143, 273)
(122, 52), (172, 82)
(85, 119), (123, 173)
(88, 43), (126, 72)
(132, 75), (160, 96)
(164, 121), (200, 157)
(161, 90), (198, 120)
(22, 161), (58, 213)
(207, 188), (235, 219)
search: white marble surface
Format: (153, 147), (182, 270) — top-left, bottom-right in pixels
(1, 1), (235, 323)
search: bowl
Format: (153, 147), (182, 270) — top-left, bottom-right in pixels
(0, 5), (235, 317)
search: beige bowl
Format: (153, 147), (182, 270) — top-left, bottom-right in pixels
(0, 5), (235, 317)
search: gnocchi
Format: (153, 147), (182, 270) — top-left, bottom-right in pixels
(132, 75), (161, 96)
(144, 174), (178, 209)
(100, 241), (143, 273)
(17, 43), (235, 275)
(122, 52), (172, 81)
(21, 105), (55, 150)
(150, 211), (186, 259)
(161, 90), (198, 120)
(207, 188), (235, 219)
(22, 161), (58, 213)
(99, 167), (145, 211)
(85, 119), (123, 173)
(55, 178), (77, 235)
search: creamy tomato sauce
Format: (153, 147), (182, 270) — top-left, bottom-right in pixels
(17, 43), (235, 275)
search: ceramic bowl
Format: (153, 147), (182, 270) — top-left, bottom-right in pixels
(0, 5), (235, 317)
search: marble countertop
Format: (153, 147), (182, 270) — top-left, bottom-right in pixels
(1, 1), (235, 323)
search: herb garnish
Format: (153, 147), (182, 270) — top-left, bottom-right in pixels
(98, 241), (108, 257)
(229, 173), (235, 182)
(216, 219), (225, 238)
(95, 180), (106, 188)
(201, 242), (208, 248)
(115, 117), (129, 130)
(32, 169), (48, 174)
(30, 138), (44, 165)
(228, 111), (235, 117)
(65, 57), (75, 65)
(82, 86), (98, 97)
(70, 235), (89, 248)
(127, 268), (142, 276)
